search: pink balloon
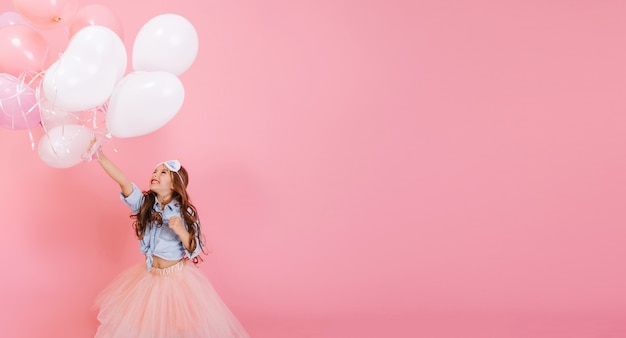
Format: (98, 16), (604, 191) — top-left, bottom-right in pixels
(0, 73), (41, 130)
(0, 25), (49, 76)
(69, 4), (123, 39)
(13, 0), (78, 29)
(0, 11), (30, 28)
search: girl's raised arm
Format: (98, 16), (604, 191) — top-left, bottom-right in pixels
(96, 151), (133, 197)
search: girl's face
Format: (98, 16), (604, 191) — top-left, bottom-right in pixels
(150, 164), (174, 194)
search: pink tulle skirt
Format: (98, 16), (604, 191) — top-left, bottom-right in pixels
(94, 260), (250, 338)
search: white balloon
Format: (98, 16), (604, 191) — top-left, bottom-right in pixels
(132, 14), (198, 75)
(38, 124), (95, 168)
(43, 25), (127, 111)
(39, 99), (79, 130)
(106, 71), (185, 138)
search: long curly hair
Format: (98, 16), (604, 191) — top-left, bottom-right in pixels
(130, 165), (206, 263)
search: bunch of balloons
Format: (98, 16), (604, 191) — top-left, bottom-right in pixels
(0, 0), (199, 168)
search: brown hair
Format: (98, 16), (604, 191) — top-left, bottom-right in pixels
(131, 166), (206, 263)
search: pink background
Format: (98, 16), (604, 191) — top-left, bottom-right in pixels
(1, 0), (626, 337)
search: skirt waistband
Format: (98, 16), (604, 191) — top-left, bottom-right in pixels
(151, 260), (185, 275)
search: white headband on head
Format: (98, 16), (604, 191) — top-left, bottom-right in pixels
(155, 160), (184, 185)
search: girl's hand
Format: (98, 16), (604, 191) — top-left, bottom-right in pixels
(169, 216), (192, 250)
(84, 137), (103, 161)
(168, 216), (184, 234)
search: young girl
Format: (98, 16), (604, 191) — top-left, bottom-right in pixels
(92, 150), (250, 338)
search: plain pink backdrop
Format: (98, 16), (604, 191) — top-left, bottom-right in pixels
(1, 0), (626, 337)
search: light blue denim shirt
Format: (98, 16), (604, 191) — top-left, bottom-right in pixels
(121, 183), (202, 271)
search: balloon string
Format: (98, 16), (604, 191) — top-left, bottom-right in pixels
(59, 21), (71, 39)
(50, 123), (86, 158)
(0, 71), (46, 150)
(20, 71), (44, 136)
(33, 72), (48, 139)
(82, 131), (113, 163)
(39, 46), (50, 79)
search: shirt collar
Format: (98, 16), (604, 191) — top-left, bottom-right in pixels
(153, 199), (179, 212)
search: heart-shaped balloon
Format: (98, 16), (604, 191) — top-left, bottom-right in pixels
(132, 14), (198, 75)
(106, 71), (185, 138)
(42, 25), (126, 111)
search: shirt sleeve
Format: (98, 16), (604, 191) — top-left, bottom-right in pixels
(183, 217), (203, 259)
(120, 183), (144, 214)
(185, 241), (202, 259)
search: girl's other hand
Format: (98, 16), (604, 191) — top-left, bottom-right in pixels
(168, 216), (184, 234)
